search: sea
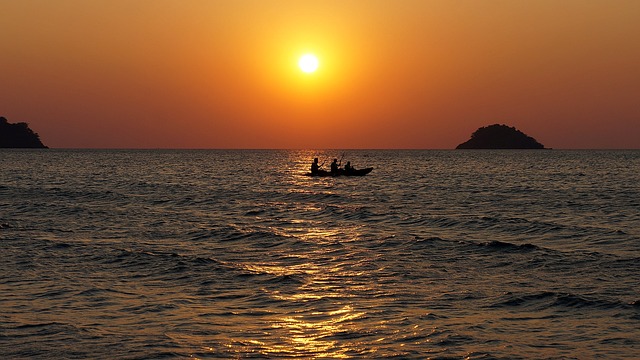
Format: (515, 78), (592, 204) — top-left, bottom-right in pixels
(1, 149), (638, 359)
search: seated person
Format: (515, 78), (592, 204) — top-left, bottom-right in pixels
(310, 158), (320, 174)
(344, 161), (354, 174)
(330, 159), (340, 174)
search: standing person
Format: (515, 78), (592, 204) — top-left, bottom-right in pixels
(310, 158), (320, 174)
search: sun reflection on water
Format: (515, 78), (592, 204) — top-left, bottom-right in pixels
(210, 151), (382, 358)
(236, 221), (372, 357)
(260, 304), (366, 358)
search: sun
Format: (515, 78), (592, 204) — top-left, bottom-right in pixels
(298, 54), (319, 73)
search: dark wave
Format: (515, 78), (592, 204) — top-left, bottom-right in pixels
(480, 240), (539, 252)
(491, 291), (636, 311)
(102, 248), (224, 271)
(187, 226), (291, 246)
(11, 322), (74, 331)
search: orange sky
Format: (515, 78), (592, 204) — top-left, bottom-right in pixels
(1, 0), (639, 149)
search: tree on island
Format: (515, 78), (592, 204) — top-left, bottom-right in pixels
(456, 124), (545, 149)
(0, 116), (48, 148)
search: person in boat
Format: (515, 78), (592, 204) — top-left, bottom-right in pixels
(330, 158), (340, 174)
(344, 161), (354, 174)
(310, 158), (321, 174)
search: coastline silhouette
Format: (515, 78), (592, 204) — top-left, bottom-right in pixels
(0, 117), (47, 148)
(456, 124), (545, 149)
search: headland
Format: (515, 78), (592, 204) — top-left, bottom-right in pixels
(456, 124), (545, 149)
(0, 117), (48, 148)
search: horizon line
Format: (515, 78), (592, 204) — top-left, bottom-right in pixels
(3, 147), (640, 151)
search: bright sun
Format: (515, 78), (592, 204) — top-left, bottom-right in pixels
(298, 54), (319, 73)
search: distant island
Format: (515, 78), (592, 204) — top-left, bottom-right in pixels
(456, 124), (545, 149)
(0, 116), (48, 148)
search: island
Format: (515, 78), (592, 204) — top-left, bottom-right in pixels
(0, 116), (48, 148)
(456, 124), (545, 149)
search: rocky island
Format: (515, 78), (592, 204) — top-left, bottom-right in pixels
(0, 116), (48, 148)
(456, 124), (545, 149)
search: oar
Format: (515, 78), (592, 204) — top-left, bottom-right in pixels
(319, 157), (328, 169)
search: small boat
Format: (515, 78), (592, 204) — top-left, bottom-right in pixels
(305, 167), (373, 177)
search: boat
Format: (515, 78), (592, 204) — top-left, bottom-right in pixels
(305, 167), (373, 177)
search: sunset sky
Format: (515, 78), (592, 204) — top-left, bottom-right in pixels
(2, 0), (639, 149)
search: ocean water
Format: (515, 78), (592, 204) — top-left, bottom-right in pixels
(1, 149), (638, 359)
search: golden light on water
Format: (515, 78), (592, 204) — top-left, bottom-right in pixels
(198, 152), (384, 358)
(263, 305), (365, 358)
(239, 258), (370, 358)
(233, 197), (372, 358)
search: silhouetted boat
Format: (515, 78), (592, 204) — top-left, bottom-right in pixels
(305, 167), (373, 177)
